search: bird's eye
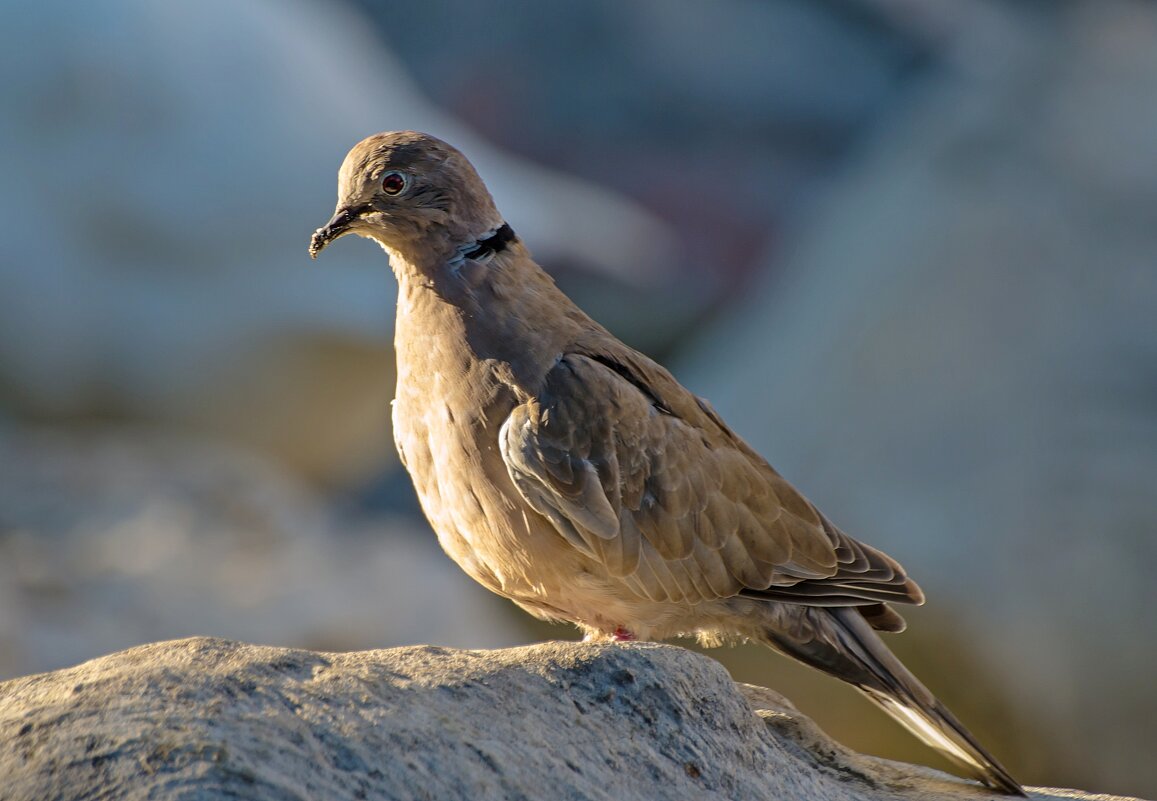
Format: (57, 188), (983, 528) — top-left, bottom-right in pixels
(381, 172), (407, 195)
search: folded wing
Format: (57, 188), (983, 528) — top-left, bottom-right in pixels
(499, 351), (923, 624)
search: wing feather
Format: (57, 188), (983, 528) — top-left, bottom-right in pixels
(499, 351), (922, 615)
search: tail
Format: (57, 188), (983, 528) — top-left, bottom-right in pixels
(762, 606), (1025, 796)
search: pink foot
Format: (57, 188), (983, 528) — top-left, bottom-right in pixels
(612, 626), (636, 642)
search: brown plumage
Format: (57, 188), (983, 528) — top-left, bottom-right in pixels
(309, 130), (1025, 795)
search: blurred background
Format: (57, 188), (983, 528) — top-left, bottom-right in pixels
(1, 0), (1154, 795)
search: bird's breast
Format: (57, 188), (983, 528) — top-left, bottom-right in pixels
(391, 292), (581, 605)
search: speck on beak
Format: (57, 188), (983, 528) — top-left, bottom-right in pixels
(309, 205), (363, 259)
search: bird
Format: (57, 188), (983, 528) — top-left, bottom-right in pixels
(309, 130), (1025, 796)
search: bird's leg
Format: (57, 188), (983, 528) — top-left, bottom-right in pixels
(580, 626), (638, 643)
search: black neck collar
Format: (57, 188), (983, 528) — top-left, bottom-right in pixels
(462, 222), (516, 261)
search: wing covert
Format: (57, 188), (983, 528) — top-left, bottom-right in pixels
(499, 352), (921, 611)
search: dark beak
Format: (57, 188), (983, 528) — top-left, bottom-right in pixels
(309, 205), (364, 259)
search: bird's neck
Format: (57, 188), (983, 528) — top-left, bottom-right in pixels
(389, 240), (594, 399)
(459, 222), (517, 261)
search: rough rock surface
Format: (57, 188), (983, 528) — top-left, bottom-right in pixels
(0, 638), (1141, 801)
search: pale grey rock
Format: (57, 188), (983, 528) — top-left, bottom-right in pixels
(0, 638), (1139, 801)
(676, 0), (1157, 795)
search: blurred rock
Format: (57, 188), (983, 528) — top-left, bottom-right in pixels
(0, 0), (684, 486)
(2, 637), (1140, 801)
(677, 1), (1157, 796)
(0, 425), (524, 681)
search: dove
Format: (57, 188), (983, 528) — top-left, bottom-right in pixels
(309, 130), (1025, 795)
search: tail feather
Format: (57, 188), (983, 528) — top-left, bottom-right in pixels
(762, 606), (1025, 796)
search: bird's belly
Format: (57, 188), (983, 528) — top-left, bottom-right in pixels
(393, 391), (578, 602)
(393, 378), (718, 638)
(395, 407), (740, 646)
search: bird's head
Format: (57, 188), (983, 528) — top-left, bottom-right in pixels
(309, 131), (502, 264)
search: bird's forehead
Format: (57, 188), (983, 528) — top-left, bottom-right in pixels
(338, 133), (452, 191)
